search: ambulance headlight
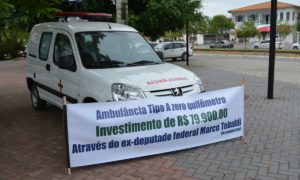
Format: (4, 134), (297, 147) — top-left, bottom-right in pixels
(198, 83), (205, 93)
(194, 75), (205, 93)
(112, 83), (145, 101)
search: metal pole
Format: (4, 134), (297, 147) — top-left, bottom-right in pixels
(186, 19), (189, 66)
(116, 0), (128, 24)
(267, 0), (277, 99)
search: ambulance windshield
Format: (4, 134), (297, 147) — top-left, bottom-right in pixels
(75, 31), (162, 68)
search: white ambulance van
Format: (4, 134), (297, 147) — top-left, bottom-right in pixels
(26, 12), (205, 110)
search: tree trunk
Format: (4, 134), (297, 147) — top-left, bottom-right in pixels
(244, 37), (247, 49)
(192, 34), (195, 49)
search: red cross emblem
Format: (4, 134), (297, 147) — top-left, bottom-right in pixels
(58, 80), (63, 92)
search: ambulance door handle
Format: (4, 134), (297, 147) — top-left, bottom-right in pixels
(46, 64), (50, 71)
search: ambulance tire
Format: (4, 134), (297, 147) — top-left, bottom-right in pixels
(31, 84), (47, 111)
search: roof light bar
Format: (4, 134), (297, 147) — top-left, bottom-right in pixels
(53, 12), (112, 19)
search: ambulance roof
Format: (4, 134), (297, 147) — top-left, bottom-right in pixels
(32, 20), (138, 34)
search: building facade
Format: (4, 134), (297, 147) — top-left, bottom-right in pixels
(228, 1), (300, 44)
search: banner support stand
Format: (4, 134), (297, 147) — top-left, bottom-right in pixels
(65, 168), (71, 175)
(240, 77), (246, 144)
(63, 96), (72, 175)
(62, 97), (67, 127)
(240, 77), (245, 86)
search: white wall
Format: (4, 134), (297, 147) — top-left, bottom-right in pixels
(196, 34), (204, 45)
(231, 6), (300, 44)
(232, 7), (300, 27)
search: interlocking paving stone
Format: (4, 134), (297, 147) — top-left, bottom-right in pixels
(170, 54), (300, 179)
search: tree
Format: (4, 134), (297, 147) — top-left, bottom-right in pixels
(9, 0), (61, 31)
(164, 13), (209, 45)
(208, 15), (234, 45)
(0, 0), (203, 58)
(188, 14), (209, 47)
(0, 0), (13, 16)
(297, 23), (300, 31)
(163, 31), (183, 41)
(236, 20), (257, 49)
(277, 22), (292, 48)
(208, 15), (235, 34)
(191, 15), (209, 34)
(128, 0), (202, 40)
(81, 0), (115, 15)
(0, 0), (61, 59)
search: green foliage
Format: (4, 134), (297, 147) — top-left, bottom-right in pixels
(0, 0), (13, 16)
(297, 23), (300, 31)
(277, 22), (292, 41)
(162, 14), (208, 42)
(128, 0), (202, 40)
(12, 0), (61, 18)
(82, 0), (115, 14)
(8, 0), (61, 31)
(277, 22), (292, 48)
(163, 30), (184, 41)
(0, 27), (29, 59)
(236, 20), (257, 38)
(236, 20), (257, 49)
(0, 0), (60, 59)
(0, 0), (61, 33)
(189, 15), (209, 34)
(0, 0), (204, 57)
(208, 15), (235, 34)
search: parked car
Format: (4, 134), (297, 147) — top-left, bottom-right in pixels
(148, 42), (158, 48)
(154, 42), (193, 61)
(253, 40), (281, 49)
(17, 50), (26, 57)
(17, 45), (27, 57)
(26, 12), (205, 110)
(209, 40), (234, 48)
(292, 41), (300, 50)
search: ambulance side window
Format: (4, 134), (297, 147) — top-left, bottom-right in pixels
(53, 34), (76, 72)
(39, 32), (52, 61)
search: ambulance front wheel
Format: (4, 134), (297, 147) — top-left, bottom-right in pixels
(31, 84), (46, 111)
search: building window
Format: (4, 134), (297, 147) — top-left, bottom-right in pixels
(265, 14), (269, 24)
(249, 14), (256, 21)
(237, 15), (243, 22)
(293, 12), (295, 21)
(280, 12), (284, 21)
(286, 12), (290, 21)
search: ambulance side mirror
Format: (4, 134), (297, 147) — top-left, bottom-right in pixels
(156, 51), (164, 60)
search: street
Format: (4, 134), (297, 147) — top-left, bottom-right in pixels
(1, 54), (300, 180)
(182, 54), (300, 86)
(194, 43), (296, 50)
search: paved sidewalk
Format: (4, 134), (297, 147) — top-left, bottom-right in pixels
(172, 55), (300, 180)
(0, 56), (299, 180)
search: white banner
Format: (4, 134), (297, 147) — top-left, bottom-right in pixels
(66, 86), (244, 168)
